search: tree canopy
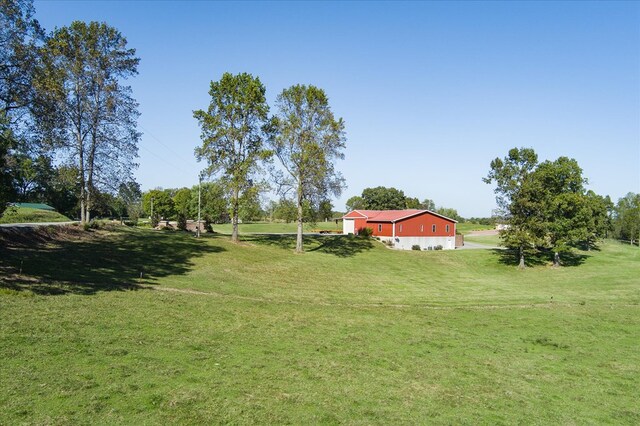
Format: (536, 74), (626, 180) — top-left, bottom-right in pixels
(270, 84), (346, 253)
(194, 72), (270, 242)
(34, 20), (140, 223)
(485, 147), (610, 267)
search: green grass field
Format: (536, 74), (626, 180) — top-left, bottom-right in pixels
(463, 233), (502, 246)
(455, 222), (494, 234)
(0, 206), (71, 224)
(212, 221), (342, 234)
(1, 226), (638, 423)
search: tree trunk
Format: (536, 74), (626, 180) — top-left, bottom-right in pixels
(80, 195), (85, 224)
(296, 187), (303, 253)
(518, 246), (525, 269)
(553, 251), (561, 268)
(231, 187), (239, 243)
(78, 144), (86, 224)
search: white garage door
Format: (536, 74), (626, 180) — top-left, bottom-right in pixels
(343, 219), (355, 234)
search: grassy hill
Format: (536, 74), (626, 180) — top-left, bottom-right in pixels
(0, 226), (638, 423)
(0, 206), (71, 224)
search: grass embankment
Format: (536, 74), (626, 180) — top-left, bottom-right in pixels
(0, 206), (71, 224)
(0, 226), (638, 423)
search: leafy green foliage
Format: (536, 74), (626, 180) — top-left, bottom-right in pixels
(189, 181), (229, 226)
(348, 187), (438, 212)
(358, 226), (373, 237)
(0, 0), (43, 116)
(270, 84), (346, 252)
(345, 195), (365, 211)
(0, 114), (16, 216)
(142, 189), (174, 225)
(361, 186), (407, 210)
(194, 72), (271, 242)
(34, 20), (140, 223)
(485, 148), (611, 266)
(613, 192), (640, 245)
(114, 181), (142, 222)
(435, 207), (461, 221)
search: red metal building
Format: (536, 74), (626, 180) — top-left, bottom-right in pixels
(342, 209), (458, 250)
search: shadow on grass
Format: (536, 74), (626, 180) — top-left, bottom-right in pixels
(0, 226), (224, 295)
(494, 248), (590, 267)
(246, 234), (374, 257)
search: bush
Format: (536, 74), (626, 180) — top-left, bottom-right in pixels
(412, 244), (421, 251)
(83, 220), (101, 231)
(358, 227), (374, 237)
(434, 245), (443, 251)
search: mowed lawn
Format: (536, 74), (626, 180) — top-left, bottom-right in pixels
(0, 226), (638, 424)
(213, 221), (343, 234)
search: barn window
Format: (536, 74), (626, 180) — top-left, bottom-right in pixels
(446, 224), (450, 233)
(378, 224), (382, 232)
(432, 224), (436, 233)
(399, 224), (403, 232)
(420, 224), (424, 232)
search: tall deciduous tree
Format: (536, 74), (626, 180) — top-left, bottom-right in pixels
(486, 148), (608, 267)
(1, 0), (43, 215)
(35, 21), (140, 224)
(193, 72), (270, 243)
(1, 0), (43, 118)
(484, 147), (541, 268)
(271, 84), (346, 253)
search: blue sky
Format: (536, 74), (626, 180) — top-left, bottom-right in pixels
(35, 1), (639, 217)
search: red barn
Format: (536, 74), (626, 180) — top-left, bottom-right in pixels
(342, 209), (458, 250)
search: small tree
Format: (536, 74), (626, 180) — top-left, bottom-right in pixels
(188, 180), (229, 228)
(270, 84), (346, 253)
(173, 187), (192, 231)
(193, 72), (270, 243)
(142, 189), (174, 227)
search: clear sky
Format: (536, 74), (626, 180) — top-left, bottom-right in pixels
(34, 1), (640, 217)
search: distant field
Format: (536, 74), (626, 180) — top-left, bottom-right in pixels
(456, 222), (494, 234)
(213, 221), (342, 234)
(464, 233), (502, 246)
(0, 226), (638, 423)
(0, 206), (71, 224)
